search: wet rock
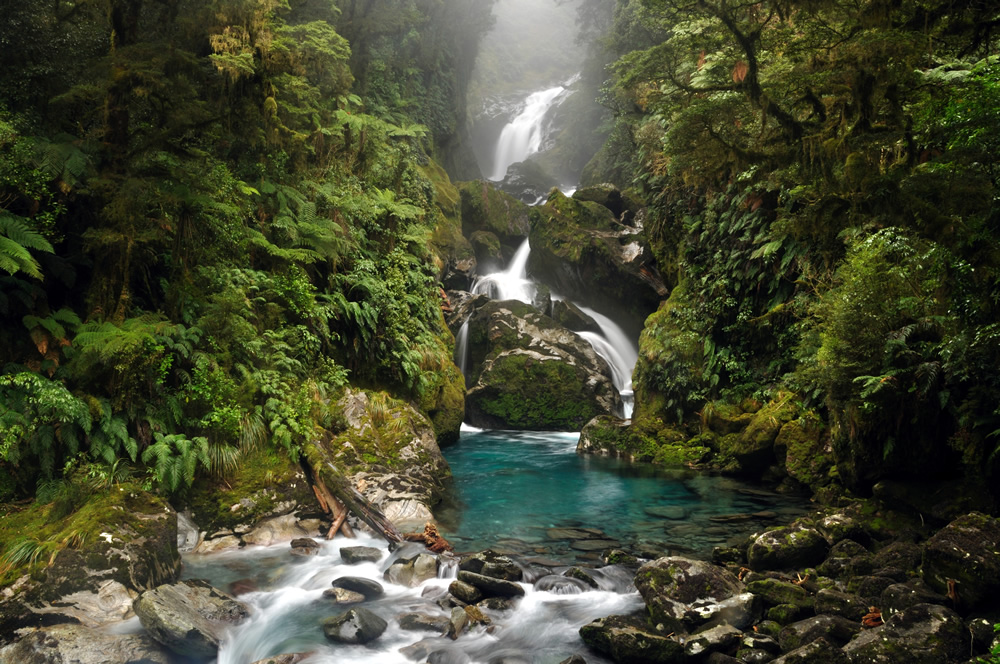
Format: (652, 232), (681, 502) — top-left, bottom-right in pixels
(478, 597), (516, 611)
(816, 540), (873, 580)
(921, 511), (1000, 610)
(682, 623), (743, 658)
(571, 539), (620, 552)
(228, 578), (258, 596)
(340, 546), (382, 564)
(741, 632), (782, 654)
(399, 611), (450, 633)
(196, 535), (241, 554)
(534, 575), (591, 594)
(458, 180), (532, 247)
(330, 576), (384, 599)
(558, 656), (588, 664)
(565, 567), (599, 588)
(428, 648), (473, 664)
(470, 230), (505, 274)
(551, 299), (601, 333)
(871, 541), (921, 571)
(322, 607), (388, 644)
(816, 513), (868, 546)
(770, 637), (848, 663)
(686, 592), (762, 630)
(777, 614), (858, 651)
(385, 553), (439, 587)
(645, 506), (688, 520)
(579, 613), (685, 664)
(456, 571), (525, 598)
(321, 587), (365, 604)
(842, 603), (965, 663)
(745, 579), (813, 611)
(133, 579), (249, 658)
(879, 579), (947, 616)
(0, 623), (171, 664)
(242, 514), (310, 546)
(449, 579), (484, 604)
(249, 654), (310, 664)
(289, 537), (320, 557)
(846, 575), (896, 604)
(634, 557), (744, 633)
(747, 525), (829, 571)
(767, 603), (804, 625)
(712, 547), (744, 565)
(547, 527), (596, 540)
(447, 605), (469, 639)
(814, 589), (868, 621)
(459, 550), (523, 581)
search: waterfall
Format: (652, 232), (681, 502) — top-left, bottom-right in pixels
(471, 238), (534, 303)
(489, 84), (572, 181)
(574, 304), (639, 419)
(454, 320), (469, 377)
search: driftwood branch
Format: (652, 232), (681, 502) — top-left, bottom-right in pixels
(319, 462), (404, 543)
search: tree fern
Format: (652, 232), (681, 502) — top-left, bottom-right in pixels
(0, 213), (54, 279)
(141, 432), (209, 492)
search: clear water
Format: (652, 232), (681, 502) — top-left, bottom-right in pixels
(435, 429), (809, 563)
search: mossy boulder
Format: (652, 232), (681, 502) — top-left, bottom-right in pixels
(424, 160), (477, 290)
(304, 390), (451, 530)
(551, 299), (601, 333)
(417, 353), (466, 447)
(745, 578), (815, 611)
(572, 183), (642, 223)
(527, 189), (667, 328)
(921, 511), (1000, 610)
(776, 416), (833, 490)
(578, 415), (709, 467)
(0, 483), (181, 638)
(841, 603), (966, 663)
(458, 180), (532, 251)
(469, 230), (504, 274)
(719, 395), (799, 475)
(747, 524), (829, 571)
(464, 299), (621, 430)
(184, 448), (315, 537)
(579, 613), (685, 664)
(634, 557), (744, 633)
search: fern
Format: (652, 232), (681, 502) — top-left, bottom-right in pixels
(0, 213), (54, 279)
(141, 432), (210, 492)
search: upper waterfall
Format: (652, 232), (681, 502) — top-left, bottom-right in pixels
(488, 82), (574, 181)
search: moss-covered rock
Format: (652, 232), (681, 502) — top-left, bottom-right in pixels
(841, 603), (966, 663)
(304, 390), (451, 531)
(776, 416), (833, 490)
(921, 511), (1000, 610)
(747, 524), (829, 571)
(424, 160), (476, 290)
(719, 395), (799, 475)
(469, 230), (504, 274)
(579, 613), (685, 664)
(634, 557), (744, 633)
(578, 415), (709, 467)
(457, 180), (532, 251)
(527, 189), (667, 327)
(746, 578), (815, 611)
(417, 356), (465, 447)
(184, 448), (315, 537)
(464, 299), (621, 430)
(0, 482), (181, 638)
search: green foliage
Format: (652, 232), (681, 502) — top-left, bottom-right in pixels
(141, 432), (210, 493)
(978, 624), (1000, 664)
(0, 213), (54, 279)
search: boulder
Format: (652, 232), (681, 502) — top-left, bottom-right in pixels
(464, 299), (622, 430)
(330, 577), (384, 599)
(322, 607), (388, 644)
(340, 546), (383, 564)
(527, 189), (667, 327)
(449, 579), (484, 603)
(814, 589), (868, 621)
(321, 587), (365, 604)
(469, 230), (505, 274)
(719, 398), (798, 475)
(459, 550), (523, 581)
(747, 524), (829, 571)
(399, 611), (451, 633)
(579, 613), (685, 664)
(879, 580), (947, 616)
(456, 571), (525, 598)
(0, 623), (172, 664)
(921, 511), (1000, 610)
(289, 537), (320, 557)
(842, 603), (965, 663)
(634, 557), (744, 632)
(745, 579), (814, 611)
(777, 615), (859, 651)
(384, 553), (439, 587)
(681, 623), (743, 658)
(551, 299), (601, 334)
(305, 389), (452, 531)
(578, 415), (710, 466)
(132, 579), (249, 658)
(458, 180), (532, 249)
(447, 605), (469, 639)
(685, 592), (762, 631)
(771, 637), (849, 663)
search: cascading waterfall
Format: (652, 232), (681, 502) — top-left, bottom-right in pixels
(574, 304), (639, 419)
(454, 320), (470, 377)
(470, 237), (534, 303)
(488, 80), (575, 182)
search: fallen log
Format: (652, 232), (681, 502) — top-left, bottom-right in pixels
(320, 462), (404, 544)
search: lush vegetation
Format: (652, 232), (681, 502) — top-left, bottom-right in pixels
(0, 0), (494, 503)
(598, 0), (1000, 498)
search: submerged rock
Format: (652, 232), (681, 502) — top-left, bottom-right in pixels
(322, 607), (388, 644)
(340, 545), (383, 564)
(132, 579), (249, 659)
